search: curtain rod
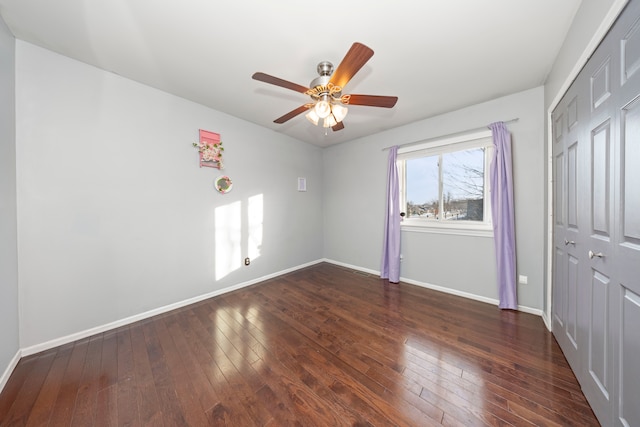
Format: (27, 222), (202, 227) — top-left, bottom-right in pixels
(381, 117), (519, 151)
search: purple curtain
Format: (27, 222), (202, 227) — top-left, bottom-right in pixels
(381, 146), (401, 283)
(489, 122), (517, 309)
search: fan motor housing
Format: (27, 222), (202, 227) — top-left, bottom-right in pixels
(309, 61), (342, 100)
(309, 75), (331, 90)
(316, 61), (333, 76)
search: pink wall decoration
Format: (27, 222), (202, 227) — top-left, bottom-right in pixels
(195, 129), (223, 169)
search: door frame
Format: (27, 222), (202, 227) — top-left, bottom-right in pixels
(544, 0), (629, 330)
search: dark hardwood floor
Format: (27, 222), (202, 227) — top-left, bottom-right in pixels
(0, 262), (599, 426)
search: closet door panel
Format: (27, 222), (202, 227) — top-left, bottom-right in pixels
(552, 246), (565, 328)
(619, 288), (640, 427)
(552, 95), (584, 372)
(566, 254), (579, 349)
(576, 43), (619, 425)
(621, 9), (640, 85)
(590, 122), (612, 237)
(615, 52), (640, 427)
(587, 270), (611, 397)
(552, 112), (567, 332)
(580, 112), (615, 422)
(620, 96), (640, 249)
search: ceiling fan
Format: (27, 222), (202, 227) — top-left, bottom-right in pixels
(252, 42), (398, 132)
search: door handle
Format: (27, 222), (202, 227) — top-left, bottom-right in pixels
(588, 250), (604, 259)
(564, 239), (575, 246)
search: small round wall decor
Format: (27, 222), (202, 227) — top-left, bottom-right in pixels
(215, 175), (233, 194)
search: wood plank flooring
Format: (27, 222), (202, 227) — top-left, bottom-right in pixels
(0, 262), (599, 426)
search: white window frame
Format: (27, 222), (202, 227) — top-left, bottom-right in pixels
(397, 129), (494, 237)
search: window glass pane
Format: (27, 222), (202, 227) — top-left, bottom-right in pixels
(441, 148), (485, 221)
(406, 155), (439, 220)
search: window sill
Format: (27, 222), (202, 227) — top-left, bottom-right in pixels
(401, 221), (494, 238)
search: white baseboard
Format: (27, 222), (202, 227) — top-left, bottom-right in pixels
(0, 349), (21, 395)
(322, 258), (543, 317)
(20, 259), (325, 358)
(321, 258), (380, 276)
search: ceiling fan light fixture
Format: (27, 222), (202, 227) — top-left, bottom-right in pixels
(331, 103), (348, 122)
(323, 115), (337, 128)
(305, 109), (320, 125)
(314, 97), (331, 118)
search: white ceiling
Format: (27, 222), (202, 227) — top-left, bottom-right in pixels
(0, 0), (582, 148)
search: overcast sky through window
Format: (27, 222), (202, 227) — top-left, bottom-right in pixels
(406, 149), (484, 204)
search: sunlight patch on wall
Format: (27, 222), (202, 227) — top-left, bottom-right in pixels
(215, 200), (242, 280)
(248, 194), (263, 261)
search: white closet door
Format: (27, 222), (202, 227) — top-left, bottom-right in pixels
(552, 1), (640, 425)
(612, 2), (640, 425)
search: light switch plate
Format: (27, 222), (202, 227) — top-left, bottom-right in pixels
(297, 177), (307, 192)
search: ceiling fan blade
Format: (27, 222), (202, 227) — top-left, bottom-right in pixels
(274, 105), (310, 124)
(347, 94), (398, 108)
(252, 72), (309, 94)
(332, 121), (345, 131)
(329, 42), (374, 89)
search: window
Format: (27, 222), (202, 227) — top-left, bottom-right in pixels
(397, 130), (494, 236)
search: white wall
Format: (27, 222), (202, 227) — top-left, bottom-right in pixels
(15, 41), (324, 350)
(0, 15), (19, 388)
(323, 87), (545, 311)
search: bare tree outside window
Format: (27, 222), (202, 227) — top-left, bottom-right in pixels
(405, 147), (485, 222)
